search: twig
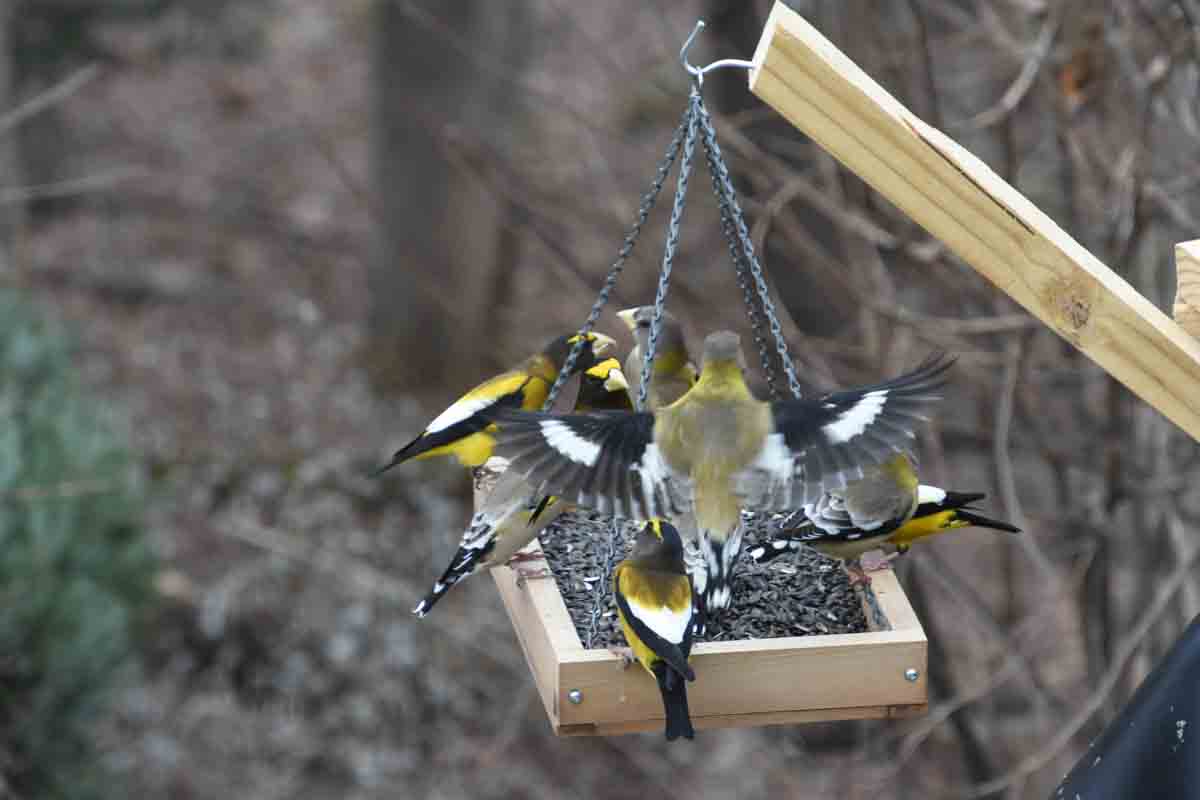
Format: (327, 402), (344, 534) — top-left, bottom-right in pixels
(963, 542), (1200, 797)
(224, 518), (523, 671)
(2, 477), (120, 501)
(263, 66), (379, 225)
(994, 337), (1057, 582)
(0, 166), (149, 205)
(0, 63), (100, 137)
(867, 543), (1097, 782)
(918, 550), (1067, 713)
(955, 13), (1060, 130)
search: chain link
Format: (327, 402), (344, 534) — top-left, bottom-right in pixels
(541, 106), (692, 412)
(572, 77), (804, 646)
(697, 104), (778, 400)
(695, 95), (805, 399)
(588, 90), (698, 646)
(639, 89), (699, 411)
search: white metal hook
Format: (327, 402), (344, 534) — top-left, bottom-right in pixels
(680, 20), (755, 86)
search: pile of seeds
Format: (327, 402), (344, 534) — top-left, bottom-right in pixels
(537, 509), (870, 649)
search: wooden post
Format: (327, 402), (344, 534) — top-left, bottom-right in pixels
(1174, 240), (1200, 339)
(749, 3), (1200, 442)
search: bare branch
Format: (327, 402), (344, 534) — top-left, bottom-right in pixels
(0, 63), (100, 138)
(964, 543), (1200, 797)
(955, 12), (1060, 130)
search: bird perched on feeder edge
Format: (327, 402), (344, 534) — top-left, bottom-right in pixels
(375, 331), (615, 474)
(749, 474), (1020, 582)
(613, 518), (696, 741)
(412, 359), (634, 618)
(484, 330), (955, 619)
(616, 306), (697, 411)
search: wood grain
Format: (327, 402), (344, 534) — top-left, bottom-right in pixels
(555, 701), (928, 737)
(557, 623), (925, 727)
(1174, 240), (1200, 339)
(749, 2), (1200, 442)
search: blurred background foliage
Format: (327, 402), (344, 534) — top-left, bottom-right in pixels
(0, 292), (153, 799)
(2, 0), (1200, 798)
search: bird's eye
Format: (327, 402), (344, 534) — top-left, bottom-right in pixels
(637, 320), (650, 329)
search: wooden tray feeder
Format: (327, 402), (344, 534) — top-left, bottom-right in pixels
(479, 465), (928, 737)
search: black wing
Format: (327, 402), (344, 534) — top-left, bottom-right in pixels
(485, 408), (688, 520)
(772, 353), (954, 504)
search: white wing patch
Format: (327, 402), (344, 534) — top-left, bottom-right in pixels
(918, 484), (947, 505)
(625, 595), (691, 644)
(539, 420), (601, 465)
(427, 393), (500, 434)
(822, 390), (887, 444)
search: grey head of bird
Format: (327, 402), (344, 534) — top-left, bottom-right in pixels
(617, 307), (683, 352)
(701, 330), (746, 370)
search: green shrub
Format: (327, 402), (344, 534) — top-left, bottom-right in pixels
(0, 293), (155, 799)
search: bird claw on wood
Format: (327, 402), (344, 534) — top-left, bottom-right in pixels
(514, 567), (553, 587)
(607, 645), (634, 669)
(845, 562), (873, 587)
(860, 550), (899, 573)
(506, 550), (545, 565)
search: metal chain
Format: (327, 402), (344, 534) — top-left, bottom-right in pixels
(697, 102), (778, 400)
(586, 92), (698, 647)
(541, 106), (692, 412)
(695, 95), (805, 399)
(639, 89), (700, 411)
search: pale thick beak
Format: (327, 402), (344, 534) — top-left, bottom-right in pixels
(615, 308), (638, 332)
(591, 332), (617, 356)
(604, 367), (630, 393)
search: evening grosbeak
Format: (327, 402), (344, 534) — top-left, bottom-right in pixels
(614, 519), (696, 741)
(485, 330), (954, 616)
(412, 359), (632, 617)
(616, 306), (697, 411)
(750, 469), (1019, 581)
(576, 357), (634, 412)
(376, 331), (616, 473)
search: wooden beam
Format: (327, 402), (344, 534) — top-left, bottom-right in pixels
(1174, 240), (1200, 339)
(749, 2), (1200, 442)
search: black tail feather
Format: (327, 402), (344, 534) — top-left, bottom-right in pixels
(375, 432), (440, 476)
(654, 663), (695, 741)
(412, 546), (483, 618)
(956, 509), (1021, 533)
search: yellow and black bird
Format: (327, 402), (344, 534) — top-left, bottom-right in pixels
(614, 519), (696, 741)
(576, 357), (635, 412)
(486, 330), (954, 617)
(749, 473), (1020, 581)
(413, 360), (633, 617)
(616, 306), (697, 410)
(376, 332), (615, 473)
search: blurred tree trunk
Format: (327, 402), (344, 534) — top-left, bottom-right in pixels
(368, 1), (530, 396)
(0, 0), (26, 266)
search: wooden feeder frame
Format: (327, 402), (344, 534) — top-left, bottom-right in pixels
(481, 467), (927, 737)
(486, 0), (1200, 736)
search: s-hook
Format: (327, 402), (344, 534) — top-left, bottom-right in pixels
(680, 20), (756, 86)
